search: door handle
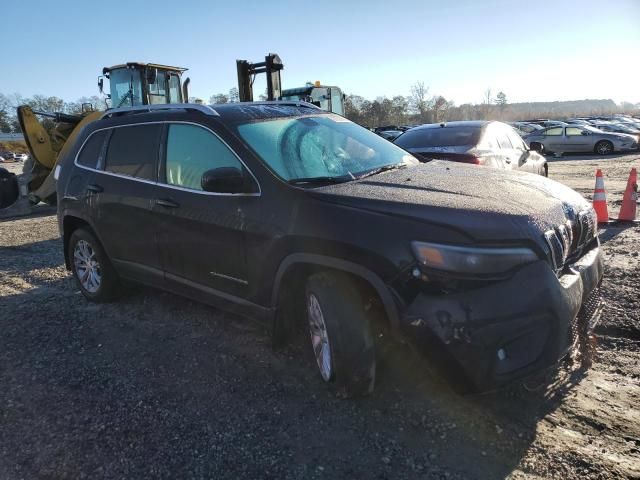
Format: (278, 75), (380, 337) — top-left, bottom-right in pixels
(86, 184), (103, 193)
(154, 198), (180, 209)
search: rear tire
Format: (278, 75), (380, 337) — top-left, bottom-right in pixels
(594, 140), (613, 155)
(68, 228), (120, 302)
(305, 272), (376, 397)
(530, 142), (544, 154)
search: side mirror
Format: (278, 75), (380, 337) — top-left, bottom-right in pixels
(581, 131), (590, 136)
(201, 167), (246, 194)
(98, 77), (104, 94)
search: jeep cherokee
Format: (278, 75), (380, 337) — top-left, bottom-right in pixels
(56, 102), (604, 395)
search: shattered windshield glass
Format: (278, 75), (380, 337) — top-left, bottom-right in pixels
(236, 114), (417, 183)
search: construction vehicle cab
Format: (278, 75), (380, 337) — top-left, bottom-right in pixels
(1, 61), (192, 217)
(280, 82), (345, 115)
(99, 63), (190, 108)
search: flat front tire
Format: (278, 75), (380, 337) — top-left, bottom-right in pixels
(68, 227), (120, 302)
(305, 272), (376, 397)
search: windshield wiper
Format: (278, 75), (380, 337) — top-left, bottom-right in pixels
(288, 176), (352, 185)
(355, 163), (408, 180)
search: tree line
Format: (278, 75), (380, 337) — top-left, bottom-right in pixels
(0, 93), (105, 133)
(1, 84), (638, 134)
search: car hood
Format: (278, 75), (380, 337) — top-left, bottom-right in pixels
(311, 161), (591, 244)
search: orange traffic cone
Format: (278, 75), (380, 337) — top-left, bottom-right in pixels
(617, 168), (637, 222)
(593, 169), (609, 223)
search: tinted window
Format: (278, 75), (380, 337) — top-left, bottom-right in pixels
(169, 74), (182, 103)
(505, 128), (526, 150)
(496, 132), (513, 149)
(545, 127), (563, 136)
(331, 88), (344, 115)
(105, 124), (162, 180)
(395, 126), (482, 148)
(165, 124), (243, 191)
(77, 130), (107, 168)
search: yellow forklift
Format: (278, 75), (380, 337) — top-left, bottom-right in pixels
(236, 53), (345, 115)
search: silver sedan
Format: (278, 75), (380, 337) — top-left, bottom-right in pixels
(524, 125), (638, 155)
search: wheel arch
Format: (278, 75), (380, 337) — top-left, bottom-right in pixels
(271, 253), (401, 333)
(62, 214), (98, 270)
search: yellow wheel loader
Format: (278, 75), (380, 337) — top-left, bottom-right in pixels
(0, 62), (190, 218)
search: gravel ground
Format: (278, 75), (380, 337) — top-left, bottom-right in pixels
(0, 154), (639, 479)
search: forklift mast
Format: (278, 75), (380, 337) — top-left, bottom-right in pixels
(236, 53), (284, 102)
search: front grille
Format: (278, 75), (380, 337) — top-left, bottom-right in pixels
(544, 209), (598, 272)
(577, 285), (603, 331)
(568, 285), (603, 347)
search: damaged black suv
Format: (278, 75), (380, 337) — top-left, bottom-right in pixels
(56, 102), (604, 395)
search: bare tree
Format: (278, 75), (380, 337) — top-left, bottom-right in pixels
(210, 93), (229, 104)
(228, 87), (239, 103)
(432, 96), (452, 123)
(482, 88), (494, 119)
(411, 81), (432, 122)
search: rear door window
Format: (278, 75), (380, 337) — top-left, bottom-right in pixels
(394, 126), (481, 148)
(505, 128), (527, 150)
(104, 124), (162, 181)
(496, 131), (513, 149)
(566, 127), (584, 136)
(545, 127), (563, 136)
(77, 130), (108, 168)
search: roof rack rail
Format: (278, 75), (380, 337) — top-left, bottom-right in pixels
(233, 100), (322, 110)
(100, 103), (219, 120)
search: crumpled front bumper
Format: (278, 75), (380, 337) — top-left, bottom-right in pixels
(400, 246), (604, 391)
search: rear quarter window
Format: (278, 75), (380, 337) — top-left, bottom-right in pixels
(77, 130), (108, 169)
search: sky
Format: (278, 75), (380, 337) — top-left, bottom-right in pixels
(2, 0), (640, 106)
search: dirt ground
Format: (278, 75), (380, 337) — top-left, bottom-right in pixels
(0, 153), (638, 479)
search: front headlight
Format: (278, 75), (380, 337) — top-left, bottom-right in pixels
(411, 242), (538, 276)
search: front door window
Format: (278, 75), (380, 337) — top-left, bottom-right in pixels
(165, 124), (246, 191)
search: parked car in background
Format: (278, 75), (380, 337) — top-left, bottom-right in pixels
(525, 125), (639, 155)
(523, 119), (568, 128)
(565, 119), (592, 126)
(592, 123), (640, 137)
(393, 121), (547, 176)
(0, 155), (6, 163)
(510, 122), (543, 136)
(377, 129), (405, 141)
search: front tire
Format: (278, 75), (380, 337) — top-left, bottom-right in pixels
(68, 228), (120, 302)
(305, 272), (376, 397)
(595, 140), (613, 155)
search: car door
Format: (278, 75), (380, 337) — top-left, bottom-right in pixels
(495, 127), (518, 169)
(153, 122), (260, 300)
(505, 127), (537, 173)
(86, 123), (165, 286)
(542, 127), (564, 151)
(564, 126), (591, 152)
